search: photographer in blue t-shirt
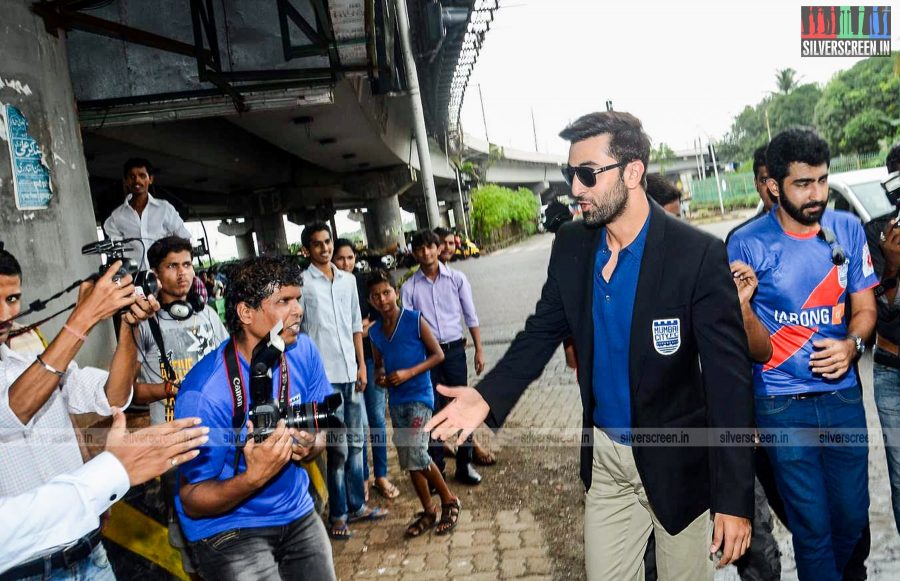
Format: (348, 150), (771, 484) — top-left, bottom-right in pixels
(174, 257), (336, 580)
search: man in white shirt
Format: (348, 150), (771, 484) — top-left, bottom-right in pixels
(0, 246), (158, 580)
(300, 222), (387, 540)
(0, 410), (208, 577)
(103, 158), (192, 270)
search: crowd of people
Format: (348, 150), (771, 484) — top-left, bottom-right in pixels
(1, 118), (900, 581)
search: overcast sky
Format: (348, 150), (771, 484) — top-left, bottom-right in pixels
(459, 0), (883, 155)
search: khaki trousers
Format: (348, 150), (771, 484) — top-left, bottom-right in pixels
(584, 427), (713, 581)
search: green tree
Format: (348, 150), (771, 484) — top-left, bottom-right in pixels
(814, 55), (900, 154)
(719, 83), (821, 165)
(470, 184), (539, 243)
(768, 84), (822, 130)
(651, 142), (676, 175)
(775, 68), (800, 94)
(841, 109), (892, 153)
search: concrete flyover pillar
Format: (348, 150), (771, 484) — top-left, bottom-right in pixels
(365, 194), (405, 250)
(450, 198), (467, 235)
(529, 181), (550, 204)
(218, 220), (256, 259)
(439, 204), (451, 229)
(253, 213), (288, 256)
(234, 233), (254, 258)
(0, 1), (114, 366)
(413, 205), (429, 232)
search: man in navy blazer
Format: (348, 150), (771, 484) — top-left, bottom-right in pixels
(426, 111), (754, 580)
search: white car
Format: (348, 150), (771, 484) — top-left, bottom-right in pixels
(826, 167), (893, 223)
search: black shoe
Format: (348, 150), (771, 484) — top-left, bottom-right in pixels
(455, 463), (482, 485)
(429, 471), (446, 495)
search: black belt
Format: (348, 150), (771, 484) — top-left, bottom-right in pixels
(438, 339), (464, 351)
(875, 346), (900, 370)
(792, 390), (836, 400)
(0, 530), (101, 580)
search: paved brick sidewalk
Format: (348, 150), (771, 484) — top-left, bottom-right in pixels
(334, 234), (900, 579)
(330, 345), (564, 580)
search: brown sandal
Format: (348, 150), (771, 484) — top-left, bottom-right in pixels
(435, 498), (461, 535)
(405, 507), (437, 538)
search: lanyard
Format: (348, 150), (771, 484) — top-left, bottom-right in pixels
(223, 340), (289, 470)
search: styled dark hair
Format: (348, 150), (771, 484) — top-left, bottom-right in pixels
(646, 174), (681, 207)
(366, 268), (396, 291)
(433, 227), (452, 239)
(765, 127), (830, 190)
(333, 238), (356, 256)
(123, 157), (154, 177)
(410, 229), (441, 251)
(225, 257), (302, 337)
(752, 145), (769, 179)
(0, 243), (21, 278)
(147, 236), (193, 270)
(887, 143), (900, 173)
(558, 111), (651, 187)
(301, 221), (331, 249)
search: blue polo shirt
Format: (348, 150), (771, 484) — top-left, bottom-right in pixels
(592, 213), (650, 442)
(174, 334), (333, 542)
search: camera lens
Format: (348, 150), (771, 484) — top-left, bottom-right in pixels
(287, 393), (343, 432)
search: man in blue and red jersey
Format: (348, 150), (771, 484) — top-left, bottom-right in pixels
(727, 127), (877, 581)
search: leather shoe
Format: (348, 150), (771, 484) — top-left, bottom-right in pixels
(455, 463), (482, 485)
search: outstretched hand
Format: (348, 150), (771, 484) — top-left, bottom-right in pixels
(106, 409), (208, 486)
(423, 384), (490, 445)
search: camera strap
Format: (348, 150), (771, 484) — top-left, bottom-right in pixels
(223, 339), (289, 472)
(147, 317), (178, 421)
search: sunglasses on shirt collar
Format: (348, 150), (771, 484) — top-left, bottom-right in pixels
(561, 161), (629, 188)
(817, 226), (846, 266)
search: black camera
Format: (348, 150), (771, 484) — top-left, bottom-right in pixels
(247, 322), (343, 442)
(81, 238), (158, 298)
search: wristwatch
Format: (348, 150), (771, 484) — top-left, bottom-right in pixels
(847, 334), (865, 356)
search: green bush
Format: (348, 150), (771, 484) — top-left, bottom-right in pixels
(470, 184), (540, 244)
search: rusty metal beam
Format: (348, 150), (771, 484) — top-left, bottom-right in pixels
(31, 2), (211, 62)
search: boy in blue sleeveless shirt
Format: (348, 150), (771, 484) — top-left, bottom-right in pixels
(367, 270), (461, 537)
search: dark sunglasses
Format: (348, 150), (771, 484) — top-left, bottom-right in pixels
(562, 161), (628, 188)
(817, 226), (846, 266)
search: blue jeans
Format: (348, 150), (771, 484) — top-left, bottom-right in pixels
(326, 382), (367, 523)
(756, 386), (869, 581)
(189, 511), (335, 581)
(874, 359), (900, 535)
(362, 358), (389, 480)
(20, 544), (116, 581)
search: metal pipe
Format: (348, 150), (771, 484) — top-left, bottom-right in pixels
(394, 0), (441, 229)
(708, 137), (724, 215)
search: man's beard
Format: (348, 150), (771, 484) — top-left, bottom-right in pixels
(780, 192), (825, 226)
(582, 177), (629, 227)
